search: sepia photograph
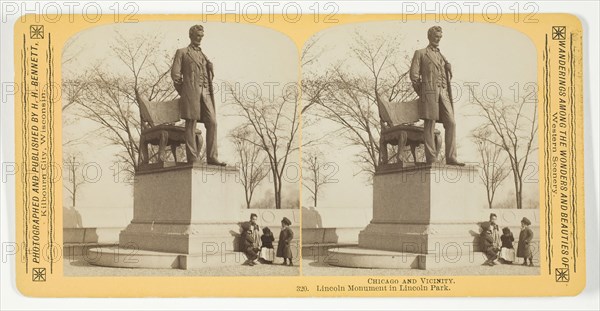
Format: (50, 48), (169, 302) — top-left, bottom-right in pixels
(61, 21), (301, 276)
(7, 2), (591, 299)
(300, 21), (540, 276)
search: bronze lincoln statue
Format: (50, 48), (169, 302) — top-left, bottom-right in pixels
(171, 25), (226, 166)
(409, 26), (464, 166)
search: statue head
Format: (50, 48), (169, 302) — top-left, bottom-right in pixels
(427, 26), (443, 47)
(188, 25), (205, 46)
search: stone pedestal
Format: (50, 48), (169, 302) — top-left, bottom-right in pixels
(119, 164), (242, 254)
(89, 163), (245, 269)
(330, 164), (485, 269)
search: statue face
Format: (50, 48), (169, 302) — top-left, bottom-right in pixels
(429, 31), (443, 46)
(189, 29), (204, 46)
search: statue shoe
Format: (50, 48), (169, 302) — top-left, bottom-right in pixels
(207, 159), (227, 166)
(425, 159), (438, 165)
(186, 156), (198, 164)
(446, 159), (465, 166)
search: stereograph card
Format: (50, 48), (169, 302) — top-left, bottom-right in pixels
(4, 3), (589, 298)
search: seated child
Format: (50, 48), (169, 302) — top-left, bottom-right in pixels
(241, 222), (258, 266)
(260, 227), (275, 264)
(480, 221), (499, 266)
(499, 227), (516, 264)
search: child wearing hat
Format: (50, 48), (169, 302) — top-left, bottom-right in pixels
(517, 217), (534, 266)
(276, 217), (294, 266)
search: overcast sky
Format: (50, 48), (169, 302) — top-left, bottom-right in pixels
(62, 21), (299, 209)
(62, 20), (539, 211)
(301, 20), (539, 210)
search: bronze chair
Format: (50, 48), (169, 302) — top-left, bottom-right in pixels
(135, 90), (203, 169)
(375, 93), (441, 167)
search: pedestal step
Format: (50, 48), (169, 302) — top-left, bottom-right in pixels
(328, 247), (486, 270)
(302, 243), (358, 261)
(358, 222), (481, 254)
(87, 246), (249, 270)
(119, 222), (241, 254)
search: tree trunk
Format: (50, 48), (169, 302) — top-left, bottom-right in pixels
(72, 186), (76, 208)
(516, 180), (523, 209)
(272, 170), (282, 209)
(245, 192), (251, 209)
(71, 165), (77, 207)
(485, 177), (492, 208)
(313, 177), (318, 207)
(275, 185), (282, 209)
(511, 164), (521, 209)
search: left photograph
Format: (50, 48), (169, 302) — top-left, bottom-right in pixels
(61, 21), (300, 276)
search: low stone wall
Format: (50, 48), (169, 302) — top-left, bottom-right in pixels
(64, 206), (299, 244)
(302, 206), (540, 256)
(65, 205), (538, 259)
(302, 207), (373, 245)
(64, 206), (132, 244)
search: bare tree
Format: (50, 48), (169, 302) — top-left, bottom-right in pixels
(228, 84), (301, 209)
(63, 153), (85, 207)
(69, 68), (141, 176)
(62, 78), (87, 113)
(231, 126), (268, 209)
(63, 31), (176, 177)
(470, 91), (538, 209)
(302, 34), (416, 179)
(302, 149), (332, 207)
(61, 37), (84, 68)
(301, 34), (325, 67)
(472, 128), (510, 209)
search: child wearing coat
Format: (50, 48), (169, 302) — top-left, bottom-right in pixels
(276, 217), (294, 266)
(241, 222), (258, 266)
(480, 221), (499, 266)
(499, 227), (516, 264)
(259, 227), (275, 264)
(517, 217), (534, 266)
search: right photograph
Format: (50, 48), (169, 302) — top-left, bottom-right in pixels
(300, 21), (540, 276)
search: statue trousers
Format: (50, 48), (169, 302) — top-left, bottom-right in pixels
(423, 89), (457, 163)
(184, 90), (218, 162)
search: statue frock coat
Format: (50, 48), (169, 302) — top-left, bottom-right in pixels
(409, 46), (452, 121)
(171, 45), (216, 122)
